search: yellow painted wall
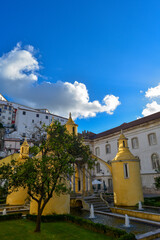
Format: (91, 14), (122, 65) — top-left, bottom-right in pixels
(6, 187), (28, 205)
(0, 153), (28, 205)
(110, 207), (160, 222)
(30, 192), (70, 215)
(112, 160), (144, 206)
(66, 124), (78, 135)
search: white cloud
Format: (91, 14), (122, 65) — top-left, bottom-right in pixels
(142, 101), (160, 116)
(103, 95), (120, 115)
(0, 44), (121, 119)
(142, 83), (160, 116)
(145, 83), (160, 98)
(0, 43), (39, 85)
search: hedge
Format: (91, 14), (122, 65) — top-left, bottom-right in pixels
(26, 214), (136, 239)
(0, 213), (22, 221)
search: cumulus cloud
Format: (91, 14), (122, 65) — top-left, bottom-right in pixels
(0, 43), (39, 86)
(0, 44), (120, 119)
(142, 83), (160, 116)
(142, 101), (160, 116)
(145, 83), (160, 98)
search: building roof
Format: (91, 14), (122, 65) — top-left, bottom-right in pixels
(90, 111), (160, 140)
(0, 94), (7, 102)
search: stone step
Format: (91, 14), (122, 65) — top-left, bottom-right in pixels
(94, 207), (110, 212)
(84, 199), (103, 202)
(92, 204), (107, 207)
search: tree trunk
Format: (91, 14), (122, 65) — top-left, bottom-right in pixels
(34, 202), (42, 232)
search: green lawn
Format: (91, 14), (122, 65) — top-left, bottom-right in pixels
(0, 219), (115, 240)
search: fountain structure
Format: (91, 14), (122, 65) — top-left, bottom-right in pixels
(89, 204), (95, 219)
(138, 201), (143, 210)
(2, 208), (6, 215)
(124, 214), (130, 227)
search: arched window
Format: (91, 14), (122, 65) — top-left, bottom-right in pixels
(96, 162), (100, 173)
(95, 147), (100, 156)
(131, 137), (139, 149)
(123, 141), (125, 147)
(148, 133), (157, 146)
(151, 153), (160, 169)
(106, 144), (111, 154)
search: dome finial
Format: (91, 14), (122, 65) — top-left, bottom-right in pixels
(121, 129), (123, 134)
(69, 112), (72, 119)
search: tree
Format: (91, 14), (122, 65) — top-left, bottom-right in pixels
(154, 167), (160, 189)
(0, 121), (94, 232)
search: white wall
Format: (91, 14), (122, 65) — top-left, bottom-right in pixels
(88, 121), (160, 192)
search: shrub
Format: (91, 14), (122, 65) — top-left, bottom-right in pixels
(118, 233), (136, 240)
(0, 213), (22, 221)
(26, 214), (135, 239)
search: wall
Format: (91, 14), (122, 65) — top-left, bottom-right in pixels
(88, 120), (160, 192)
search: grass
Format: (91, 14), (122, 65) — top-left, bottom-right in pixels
(0, 219), (115, 240)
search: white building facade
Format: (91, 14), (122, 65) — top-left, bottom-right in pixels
(0, 94), (68, 155)
(85, 112), (160, 194)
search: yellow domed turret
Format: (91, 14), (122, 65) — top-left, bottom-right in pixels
(7, 138), (29, 205)
(20, 138), (29, 159)
(111, 131), (144, 206)
(65, 113), (78, 135)
(113, 130), (136, 161)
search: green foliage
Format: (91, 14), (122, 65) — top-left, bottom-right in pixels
(0, 213), (22, 221)
(154, 176), (160, 189)
(26, 214), (133, 239)
(0, 121), (94, 232)
(144, 197), (160, 207)
(0, 179), (8, 198)
(118, 233), (136, 240)
(0, 123), (4, 128)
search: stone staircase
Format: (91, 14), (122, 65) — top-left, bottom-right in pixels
(83, 194), (110, 212)
(0, 204), (29, 215)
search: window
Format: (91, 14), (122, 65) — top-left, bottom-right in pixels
(151, 153), (160, 169)
(9, 111), (11, 114)
(72, 127), (75, 134)
(8, 117), (11, 120)
(22, 133), (26, 137)
(9, 106), (12, 110)
(0, 108), (1, 112)
(96, 162), (101, 173)
(23, 111), (26, 115)
(131, 137), (139, 149)
(25, 126), (27, 128)
(40, 121), (42, 124)
(32, 119), (34, 123)
(4, 106), (7, 110)
(46, 116), (48, 119)
(32, 134), (35, 138)
(123, 141), (125, 147)
(2, 116), (5, 119)
(36, 114), (39, 117)
(106, 144), (111, 154)
(148, 133), (157, 146)
(124, 163), (129, 178)
(95, 147), (100, 156)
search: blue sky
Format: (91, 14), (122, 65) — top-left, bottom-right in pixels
(1, 0), (160, 133)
